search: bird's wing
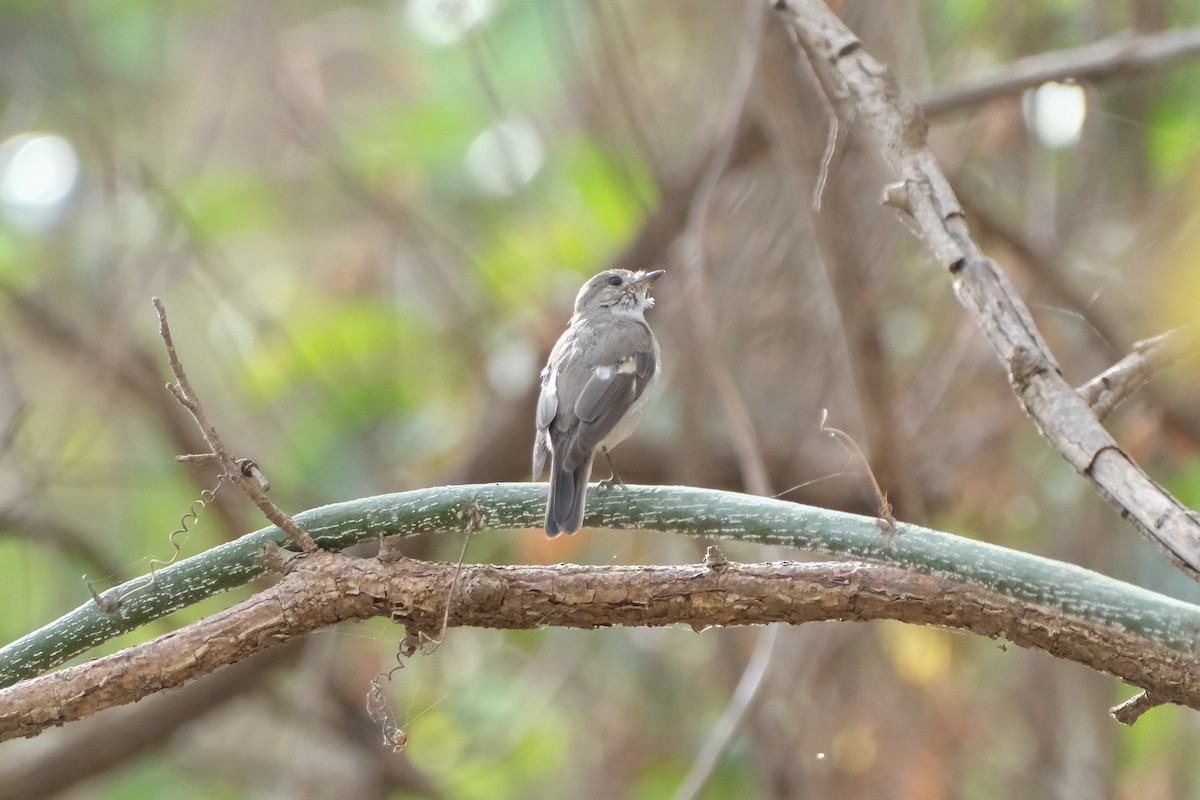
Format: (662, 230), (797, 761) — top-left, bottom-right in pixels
(564, 329), (655, 469)
(533, 365), (558, 478)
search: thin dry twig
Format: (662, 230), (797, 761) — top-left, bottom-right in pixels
(1078, 325), (1200, 421)
(152, 297), (317, 553)
(786, 11), (847, 214)
(811, 104), (849, 212)
(418, 503), (480, 652)
(819, 409), (896, 534)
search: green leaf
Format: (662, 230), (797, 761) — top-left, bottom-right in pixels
(178, 170), (285, 241)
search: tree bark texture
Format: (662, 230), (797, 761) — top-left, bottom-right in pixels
(3, 549), (1199, 742)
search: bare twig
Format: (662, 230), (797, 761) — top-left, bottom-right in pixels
(5, 550), (1199, 741)
(793, 15), (846, 214)
(811, 105), (847, 213)
(921, 26), (1200, 118)
(175, 453), (220, 464)
(152, 298), (317, 552)
(418, 503), (479, 652)
(1078, 325), (1200, 421)
(772, 0), (1200, 581)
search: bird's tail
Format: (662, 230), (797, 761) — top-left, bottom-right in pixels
(545, 456), (593, 537)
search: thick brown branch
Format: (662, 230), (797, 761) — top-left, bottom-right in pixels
(3, 550), (1198, 741)
(921, 26), (1200, 118)
(773, 0), (1200, 580)
(0, 291), (247, 537)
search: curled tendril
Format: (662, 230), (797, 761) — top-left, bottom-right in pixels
(366, 631), (421, 750)
(86, 474), (227, 612)
(366, 534), (472, 752)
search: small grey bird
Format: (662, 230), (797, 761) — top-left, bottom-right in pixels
(533, 268), (664, 536)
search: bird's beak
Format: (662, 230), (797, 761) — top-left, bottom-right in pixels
(636, 269), (665, 283)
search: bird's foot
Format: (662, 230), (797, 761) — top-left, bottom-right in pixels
(597, 447), (626, 491)
(597, 473), (626, 491)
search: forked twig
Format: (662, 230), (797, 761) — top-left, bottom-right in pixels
(152, 297), (317, 552)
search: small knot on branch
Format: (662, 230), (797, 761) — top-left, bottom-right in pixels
(1110, 690), (1166, 726)
(704, 545), (729, 572)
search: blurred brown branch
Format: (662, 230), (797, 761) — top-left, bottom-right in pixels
(677, 0), (774, 497)
(0, 638), (444, 800)
(774, 0), (1200, 581)
(0, 511), (123, 579)
(0, 291), (248, 539)
(963, 190), (1200, 447)
(921, 25), (1200, 118)
(0, 645), (297, 800)
(958, 189), (1127, 349)
(4, 547), (1198, 742)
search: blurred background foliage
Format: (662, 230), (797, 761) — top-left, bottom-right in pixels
(1, 0), (1200, 797)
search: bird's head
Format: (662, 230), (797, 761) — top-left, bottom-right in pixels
(573, 268), (665, 316)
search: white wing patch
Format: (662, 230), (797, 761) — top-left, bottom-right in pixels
(536, 367), (559, 431)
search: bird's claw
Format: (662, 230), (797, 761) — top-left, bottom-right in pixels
(597, 475), (626, 491)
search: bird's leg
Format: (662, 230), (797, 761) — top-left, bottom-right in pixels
(596, 447), (626, 491)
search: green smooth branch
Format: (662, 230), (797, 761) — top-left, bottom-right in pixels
(2, 483), (1198, 687)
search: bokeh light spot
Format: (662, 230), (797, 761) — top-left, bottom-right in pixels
(0, 132), (80, 231)
(465, 117), (544, 196)
(1023, 81), (1087, 149)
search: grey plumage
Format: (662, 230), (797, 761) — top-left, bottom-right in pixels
(533, 268), (663, 536)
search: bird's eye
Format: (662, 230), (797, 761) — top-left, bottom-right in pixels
(607, 275), (623, 286)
